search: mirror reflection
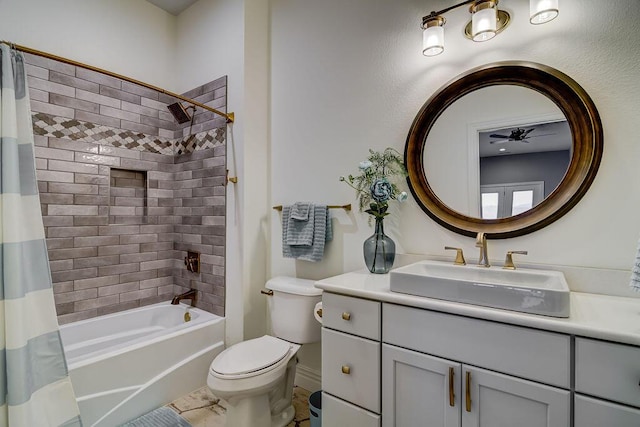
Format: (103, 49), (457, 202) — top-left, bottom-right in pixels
(479, 120), (571, 218)
(423, 85), (571, 219)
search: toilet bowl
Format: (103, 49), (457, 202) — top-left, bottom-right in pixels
(207, 277), (322, 427)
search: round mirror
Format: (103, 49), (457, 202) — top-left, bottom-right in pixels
(405, 62), (602, 238)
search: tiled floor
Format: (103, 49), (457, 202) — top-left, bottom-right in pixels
(167, 386), (312, 427)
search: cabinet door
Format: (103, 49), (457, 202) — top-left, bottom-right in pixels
(462, 365), (570, 427)
(575, 395), (640, 427)
(382, 344), (461, 427)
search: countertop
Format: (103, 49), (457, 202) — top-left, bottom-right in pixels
(315, 269), (640, 347)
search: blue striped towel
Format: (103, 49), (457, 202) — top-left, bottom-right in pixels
(631, 237), (640, 292)
(282, 205), (332, 262)
(286, 202), (314, 246)
(290, 202), (311, 220)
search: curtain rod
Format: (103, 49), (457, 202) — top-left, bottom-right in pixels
(0, 40), (234, 123)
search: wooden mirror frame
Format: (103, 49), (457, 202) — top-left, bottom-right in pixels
(405, 61), (603, 239)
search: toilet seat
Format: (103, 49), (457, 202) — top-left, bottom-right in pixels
(211, 336), (292, 379)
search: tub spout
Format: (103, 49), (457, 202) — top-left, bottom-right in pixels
(171, 289), (197, 306)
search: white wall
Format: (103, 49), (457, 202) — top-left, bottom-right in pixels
(270, 0), (640, 276)
(270, 0), (640, 376)
(0, 0), (177, 88)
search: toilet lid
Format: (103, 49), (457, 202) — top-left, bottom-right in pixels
(211, 336), (291, 376)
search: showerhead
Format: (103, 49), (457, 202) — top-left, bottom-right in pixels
(167, 102), (193, 124)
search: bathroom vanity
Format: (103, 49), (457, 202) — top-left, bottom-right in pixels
(316, 269), (640, 427)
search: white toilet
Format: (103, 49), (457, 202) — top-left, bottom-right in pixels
(207, 276), (322, 427)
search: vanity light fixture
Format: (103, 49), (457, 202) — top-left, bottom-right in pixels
(421, 0), (559, 56)
(422, 15), (446, 56)
(468, 0), (501, 42)
(529, 0), (559, 24)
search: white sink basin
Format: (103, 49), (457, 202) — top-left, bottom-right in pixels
(390, 260), (570, 317)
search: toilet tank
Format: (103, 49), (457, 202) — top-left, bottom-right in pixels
(265, 276), (322, 344)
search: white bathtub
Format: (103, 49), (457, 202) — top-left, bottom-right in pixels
(59, 302), (225, 427)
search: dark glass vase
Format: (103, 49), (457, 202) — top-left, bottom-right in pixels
(363, 217), (396, 274)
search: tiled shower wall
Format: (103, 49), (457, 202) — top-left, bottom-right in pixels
(172, 148), (226, 312)
(25, 53), (227, 323)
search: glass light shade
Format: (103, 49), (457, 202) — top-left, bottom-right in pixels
(472, 6), (497, 42)
(423, 25), (445, 56)
(530, 0), (559, 24)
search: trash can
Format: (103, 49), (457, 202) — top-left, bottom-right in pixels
(309, 390), (322, 427)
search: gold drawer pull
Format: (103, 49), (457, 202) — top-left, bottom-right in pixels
(449, 367), (455, 407)
(342, 312), (352, 321)
(341, 365), (351, 375)
(465, 371), (472, 412)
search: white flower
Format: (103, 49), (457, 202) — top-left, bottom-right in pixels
(397, 191), (408, 202)
(359, 160), (372, 171)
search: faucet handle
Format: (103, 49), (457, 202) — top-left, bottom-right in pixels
(184, 251), (200, 273)
(503, 251), (528, 270)
(444, 246), (466, 266)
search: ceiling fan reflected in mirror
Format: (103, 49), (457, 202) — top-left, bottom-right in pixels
(489, 127), (554, 144)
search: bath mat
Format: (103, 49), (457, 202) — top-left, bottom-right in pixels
(121, 406), (192, 427)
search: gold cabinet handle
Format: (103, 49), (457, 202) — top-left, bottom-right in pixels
(341, 365), (351, 375)
(449, 367), (455, 407)
(342, 312), (351, 321)
(465, 371), (472, 412)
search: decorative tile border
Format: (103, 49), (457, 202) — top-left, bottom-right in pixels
(32, 112), (227, 156)
(32, 112), (175, 155)
(175, 128), (226, 155)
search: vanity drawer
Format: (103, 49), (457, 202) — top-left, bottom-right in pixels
(322, 293), (381, 340)
(382, 303), (571, 388)
(575, 395), (640, 427)
(575, 338), (640, 407)
(322, 392), (380, 427)
(321, 328), (380, 413)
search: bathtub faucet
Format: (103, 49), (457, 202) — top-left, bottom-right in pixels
(171, 289), (197, 306)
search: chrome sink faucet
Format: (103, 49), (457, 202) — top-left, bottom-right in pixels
(476, 232), (490, 267)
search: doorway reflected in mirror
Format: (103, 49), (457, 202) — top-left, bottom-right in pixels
(478, 120), (571, 219)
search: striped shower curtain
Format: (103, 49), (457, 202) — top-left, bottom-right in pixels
(0, 45), (82, 426)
